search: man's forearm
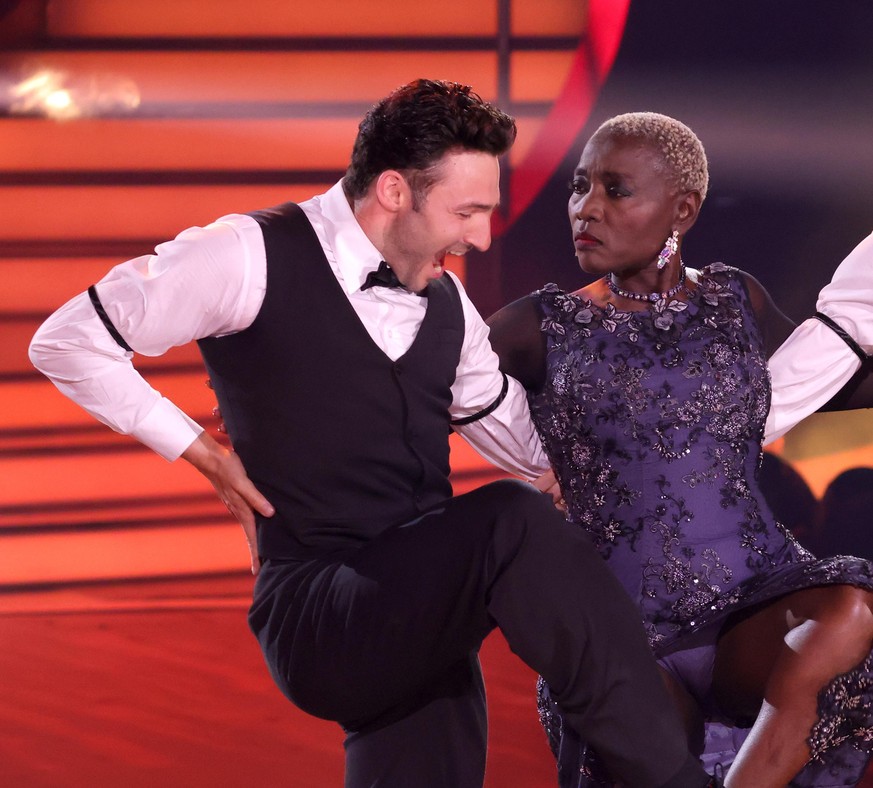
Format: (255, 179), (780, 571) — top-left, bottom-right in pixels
(454, 375), (549, 480)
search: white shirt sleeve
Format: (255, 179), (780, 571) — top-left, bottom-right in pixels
(764, 231), (873, 444)
(28, 214), (267, 461)
(448, 276), (550, 480)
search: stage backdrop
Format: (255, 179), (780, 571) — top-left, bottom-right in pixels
(3, 2), (873, 786)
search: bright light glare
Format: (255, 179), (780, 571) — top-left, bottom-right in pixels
(44, 89), (73, 110)
(3, 65), (140, 119)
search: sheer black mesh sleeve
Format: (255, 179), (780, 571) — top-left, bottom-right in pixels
(486, 295), (547, 393)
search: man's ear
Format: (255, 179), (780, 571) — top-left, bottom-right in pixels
(374, 170), (410, 213)
(675, 190), (702, 235)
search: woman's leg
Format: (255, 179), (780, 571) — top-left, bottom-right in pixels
(712, 585), (873, 788)
(659, 667), (706, 757)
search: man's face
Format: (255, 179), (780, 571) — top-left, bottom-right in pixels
(384, 150), (500, 293)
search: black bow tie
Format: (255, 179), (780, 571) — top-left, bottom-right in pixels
(361, 261), (403, 291)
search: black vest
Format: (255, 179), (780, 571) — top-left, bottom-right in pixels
(197, 203), (464, 558)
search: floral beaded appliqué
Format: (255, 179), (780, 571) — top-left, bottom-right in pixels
(530, 266), (873, 784)
(528, 266), (781, 642)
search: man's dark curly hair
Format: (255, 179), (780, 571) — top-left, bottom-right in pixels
(342, 79), (516, 206)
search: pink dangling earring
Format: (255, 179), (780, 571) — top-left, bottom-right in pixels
(657, 230), (679, 270)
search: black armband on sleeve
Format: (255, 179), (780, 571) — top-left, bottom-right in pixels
(813, 311), (867, 364)
(451, 372), (509, 426)
(88, 284), (133, 353)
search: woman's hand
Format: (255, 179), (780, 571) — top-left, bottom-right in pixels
(532, 468), (567, 513)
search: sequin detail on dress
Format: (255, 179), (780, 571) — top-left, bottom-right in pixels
(528, 265), (873, 786)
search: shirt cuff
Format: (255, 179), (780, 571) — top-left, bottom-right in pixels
(130, 397), (205, 462)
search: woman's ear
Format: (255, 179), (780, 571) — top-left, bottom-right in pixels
(373, 170), (410, 213)
(675, 190), (703, 234)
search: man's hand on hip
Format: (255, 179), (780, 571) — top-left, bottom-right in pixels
(181, 432), (275, 575)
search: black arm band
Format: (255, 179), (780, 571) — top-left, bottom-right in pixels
(451, 372), (510, 426)
(813, 311), (867, 364)
(88, 284), (133, 353)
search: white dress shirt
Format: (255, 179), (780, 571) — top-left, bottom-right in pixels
(28, 181), (872, 467)
(765, 231), (873, 443)
(29, 181), (549, 478)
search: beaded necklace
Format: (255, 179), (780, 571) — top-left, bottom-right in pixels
(605, 263), (687, 303)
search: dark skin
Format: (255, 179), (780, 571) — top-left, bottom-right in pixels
(487, 131), (873, 787)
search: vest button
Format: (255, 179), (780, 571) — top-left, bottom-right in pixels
(394, 363), (404, 375)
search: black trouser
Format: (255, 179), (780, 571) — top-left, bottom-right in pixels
(248, 480), (707, 787)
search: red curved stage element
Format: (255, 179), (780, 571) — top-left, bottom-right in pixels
(495, 0), (630, 236)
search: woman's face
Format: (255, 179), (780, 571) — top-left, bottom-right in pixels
(568, 133), (679, 278)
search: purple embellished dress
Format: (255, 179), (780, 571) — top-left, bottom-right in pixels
(528, 264), (873, 786)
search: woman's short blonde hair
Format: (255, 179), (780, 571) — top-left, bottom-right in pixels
(593, 112), (709, 201)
